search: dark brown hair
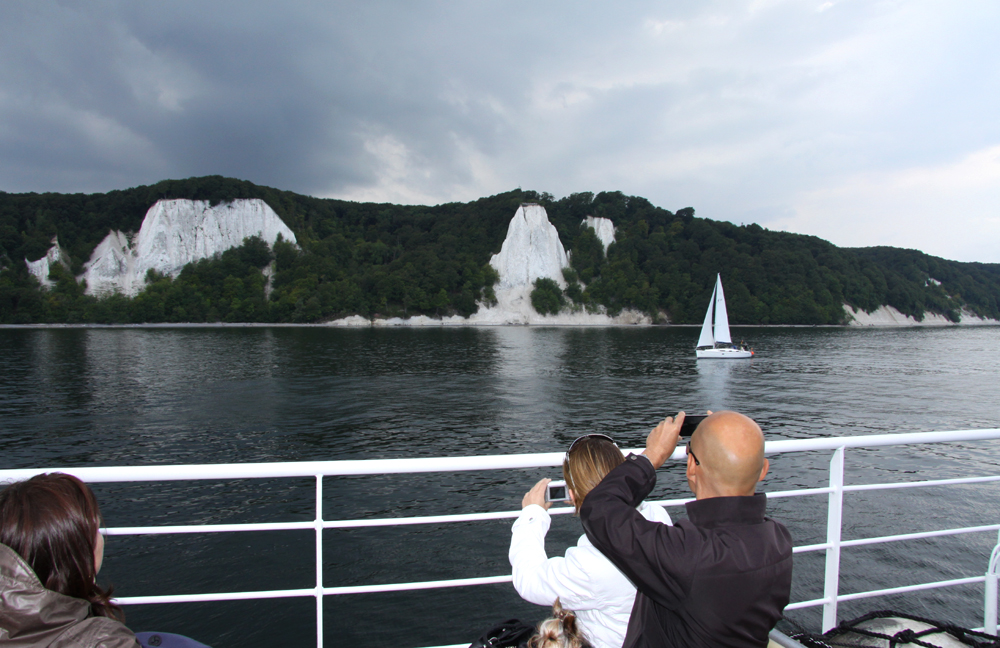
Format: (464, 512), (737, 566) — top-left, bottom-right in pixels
(0, 472), (122, 620)
(563, 436), (625, 515)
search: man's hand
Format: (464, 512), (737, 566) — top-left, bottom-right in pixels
(642, 413), (685, 469)
(522, 478), (553, 510)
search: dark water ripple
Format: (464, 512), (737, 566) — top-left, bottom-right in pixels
(1, 326), (999, 647)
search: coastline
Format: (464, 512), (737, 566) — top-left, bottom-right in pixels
(4, 298), (999, 330)
(3, 318), (999, 330)
(843, 303), (1000, 327)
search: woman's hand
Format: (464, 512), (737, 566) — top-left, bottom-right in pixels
(522, 478), (553, 510)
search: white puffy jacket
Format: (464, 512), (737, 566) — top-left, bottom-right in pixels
(509, 501), (672, 648)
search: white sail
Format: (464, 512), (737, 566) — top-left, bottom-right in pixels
(713, 274), (732, 344)
(696, 281), (717, 348)
(696, 274), (752, 359)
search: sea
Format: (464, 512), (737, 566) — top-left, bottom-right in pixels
(1, 325), (999, 647)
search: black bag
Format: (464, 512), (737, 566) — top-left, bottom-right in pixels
(469, 618), (537, 648)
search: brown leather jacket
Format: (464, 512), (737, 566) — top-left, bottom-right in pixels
(0, 543), (140, 648)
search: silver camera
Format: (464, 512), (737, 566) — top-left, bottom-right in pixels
(545, 480), (570, 503)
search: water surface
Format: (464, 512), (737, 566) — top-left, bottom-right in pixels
(1, 326), (999, 647)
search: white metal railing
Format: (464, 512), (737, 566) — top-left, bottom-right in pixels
(986, 528), (1000, 635)
(2, 428), (1000, 646)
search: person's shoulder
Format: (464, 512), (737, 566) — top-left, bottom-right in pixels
(572, 533), (621, 565)
(764, 515), (793, 536)
(57, 615), (140, 648)
(764, 516), (795, 553)
(568, 535), (629, 582)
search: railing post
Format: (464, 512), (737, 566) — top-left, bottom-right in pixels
(822, 447), (845, 633)
(986, 529), (1000, 635)
(316, 475), (324, 648)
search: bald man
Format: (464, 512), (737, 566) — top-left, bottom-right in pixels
(580, 411), (792, 648)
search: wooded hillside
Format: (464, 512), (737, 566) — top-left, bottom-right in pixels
(1, 176), (997, 324)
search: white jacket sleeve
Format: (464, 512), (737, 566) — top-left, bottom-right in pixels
(509, 505), (599, 611)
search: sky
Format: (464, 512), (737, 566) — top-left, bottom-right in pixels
(1, 1), (998, 262)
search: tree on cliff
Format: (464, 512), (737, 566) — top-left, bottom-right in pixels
(530, 278), (564, 316)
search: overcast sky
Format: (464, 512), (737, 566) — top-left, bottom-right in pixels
(2, 1), (998, 262)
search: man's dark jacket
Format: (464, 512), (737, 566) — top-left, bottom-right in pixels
(580, 454), (793, 648)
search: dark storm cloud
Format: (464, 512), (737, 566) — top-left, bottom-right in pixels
(1, 1), (999, 260)
(0, 1), (533, 194)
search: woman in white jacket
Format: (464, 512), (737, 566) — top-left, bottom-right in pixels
(509, 435), (672, 648)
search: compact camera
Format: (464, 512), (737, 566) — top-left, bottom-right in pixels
(545, 480), (571, 503)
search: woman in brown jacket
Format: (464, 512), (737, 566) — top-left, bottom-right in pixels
(0, 472), (140, 648)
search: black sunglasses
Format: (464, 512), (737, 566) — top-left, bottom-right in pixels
(688, 446), (700, 466)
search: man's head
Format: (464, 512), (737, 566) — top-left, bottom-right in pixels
(686, 411), (768, 499)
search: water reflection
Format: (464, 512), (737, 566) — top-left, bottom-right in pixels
(491, 327), (571, 449)
(694, 359), (738, 413)
(4, 326), (999, 466)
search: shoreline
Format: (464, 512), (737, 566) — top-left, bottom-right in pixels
(2, 321), (998, 330)
(5, 299), (997, 331)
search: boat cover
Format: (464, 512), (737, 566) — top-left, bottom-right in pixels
(791, 610), (1000, 648)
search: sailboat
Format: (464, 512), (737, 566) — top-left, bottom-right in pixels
(696, 274), (753, 359)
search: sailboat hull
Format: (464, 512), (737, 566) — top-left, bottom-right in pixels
(696, 347), (753, 359)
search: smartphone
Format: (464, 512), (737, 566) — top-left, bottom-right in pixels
(545, 480), (571, 503)
(679, 414), (708, 437)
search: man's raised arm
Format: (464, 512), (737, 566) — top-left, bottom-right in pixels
(580, 415), (695, 609)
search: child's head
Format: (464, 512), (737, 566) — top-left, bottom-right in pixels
(0, 472), (120, 618)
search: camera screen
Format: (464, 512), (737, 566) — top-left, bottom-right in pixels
(549, 485), (566, 500)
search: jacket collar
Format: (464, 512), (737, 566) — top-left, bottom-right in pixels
(0, 543), (92, 640)
(684, 493), (767, 528)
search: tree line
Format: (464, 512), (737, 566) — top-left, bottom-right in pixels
(1, 176), (998, 324)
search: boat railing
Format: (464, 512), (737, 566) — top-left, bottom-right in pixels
(2, 428), (1000, 648)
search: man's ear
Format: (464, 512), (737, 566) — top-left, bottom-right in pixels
(686, 452), (698, 493)
(758, 457), (769, 482)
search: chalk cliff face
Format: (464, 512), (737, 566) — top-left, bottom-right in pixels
(460, 203), (648, 325)
(489, 203), (569, 290)
(81, 199), (296, 296)
(583, 216), (616, 253)
(25, 237), (71, 288)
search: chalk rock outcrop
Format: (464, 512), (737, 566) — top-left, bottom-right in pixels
(489, 203), (569, 290)
(583, 216), (616, 253)
(81, 199), (296, 296)
(844, 303), (1000, 326)
(25, 237), (71, 288)
(457, 203), (646, 325)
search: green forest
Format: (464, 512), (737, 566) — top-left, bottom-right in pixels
(1, 175), (998, 325)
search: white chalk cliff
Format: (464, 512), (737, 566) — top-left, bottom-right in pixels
(456, 203), (647, 325)
(489, 204), (569, 291)
(583, 216), (616, 253)
(844, 303), (1000, 326)
(80, 199), (296, 296)
(26, 237), (71, 288)
(25, 199), (646, 325)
